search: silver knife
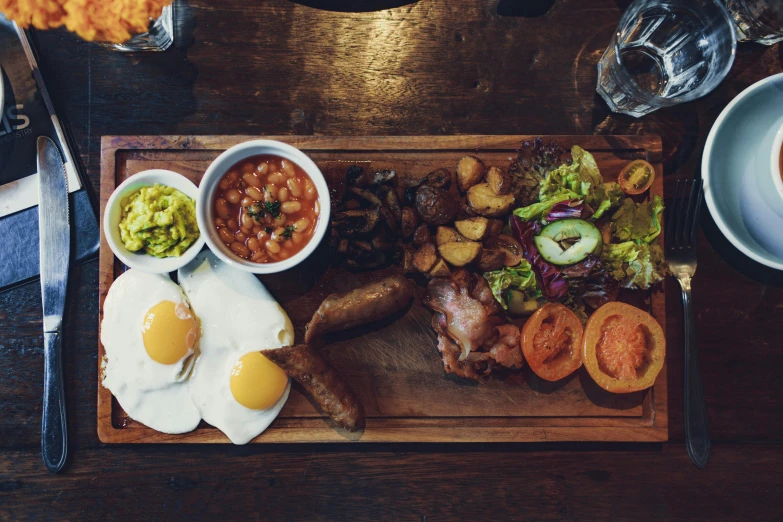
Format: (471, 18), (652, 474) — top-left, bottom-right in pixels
(37, 136), (70, 473)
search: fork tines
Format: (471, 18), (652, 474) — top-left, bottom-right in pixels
(666, 179), (704, 250)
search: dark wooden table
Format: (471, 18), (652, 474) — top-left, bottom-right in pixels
(2, 0), (782, 519)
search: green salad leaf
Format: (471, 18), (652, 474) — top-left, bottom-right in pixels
(483, 260), (541, 309)
(538, 147), (594, 202)
(571, 144), (603, 187)
(604, 181), (626, 204)
(601, 241), (668, 289)
(514, 145), (622, 222)
(610, 194), (664, 244)
(592, 198), (613, 221)
(512, 191), (571, 222)
(592, 181), (626, 221)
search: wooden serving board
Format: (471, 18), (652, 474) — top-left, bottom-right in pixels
(98, 135), (667, 444)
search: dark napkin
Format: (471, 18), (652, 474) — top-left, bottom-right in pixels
(0, 20), (99, 291)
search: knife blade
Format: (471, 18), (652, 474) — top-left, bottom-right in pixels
(37, 136), (70, 473)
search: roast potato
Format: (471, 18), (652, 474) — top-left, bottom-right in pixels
(401, 207), (419, 239)
(422, 168), (452, 190)
(428, 258), (451, 278)
(457, 156), (485, 192)
(466, 183), (515, 217)
(485, 166), (511, 195)
(454, 217), (489, 241)
(475, 248), (506, 272)
(435, 226), (464, 246)
(438, 241), (482, 267)
(415, 185), (459, 225)
(413, 224), (433, 248)
(413, 243), (438, 273)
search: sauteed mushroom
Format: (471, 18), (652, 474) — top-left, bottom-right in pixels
(331, 166), (408, 270)
(332, 208), (380, 237)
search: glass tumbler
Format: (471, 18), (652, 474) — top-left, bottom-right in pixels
(109, 3), (174, 52)
(597, 0), (737, 118)
(723, 0), (783, 45)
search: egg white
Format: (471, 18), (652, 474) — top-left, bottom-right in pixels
(100, 270), (201, 434)
(178, 251), (294, 445)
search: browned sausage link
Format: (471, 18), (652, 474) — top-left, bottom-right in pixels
(304, 274), (414, 344)
(261, 345), (365, 432)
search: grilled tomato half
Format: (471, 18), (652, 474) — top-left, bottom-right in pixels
(521, 303), (584, 381)
(582, 302), (665, 393)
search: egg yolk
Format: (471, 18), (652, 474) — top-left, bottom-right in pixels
(142, 300), (199, 365)
(230, 352), (288, 410)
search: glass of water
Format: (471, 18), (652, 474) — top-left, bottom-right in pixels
(597, 0), (737, 118)
(723, 0), (783, 45)
(108, 2), (174, 52)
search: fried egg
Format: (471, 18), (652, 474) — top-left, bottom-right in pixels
(100, 270), (201, 434)
(178, 251), (294, 444)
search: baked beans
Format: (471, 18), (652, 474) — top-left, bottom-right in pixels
(213, 154), (320, 263)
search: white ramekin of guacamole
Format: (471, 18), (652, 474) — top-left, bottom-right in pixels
(104, 170), (205, 273)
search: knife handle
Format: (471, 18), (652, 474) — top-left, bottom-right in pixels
(42, 330), (67, 473)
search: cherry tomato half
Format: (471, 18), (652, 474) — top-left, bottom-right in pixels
(521, 303), (584, 381)
(618, 160), (655, 195)
(496, 234), (523, 266)
(582, 302), (665, 393)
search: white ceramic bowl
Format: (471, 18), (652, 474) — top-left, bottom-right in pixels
(197, 140), (330, 274)
(702, 72), (783, 270)
(103, 169), (205, 273)
(765, 123), (783, 215)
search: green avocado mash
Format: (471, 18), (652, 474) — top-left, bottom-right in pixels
(119, 184), (199, 258)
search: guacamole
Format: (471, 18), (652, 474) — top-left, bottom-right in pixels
(119, 184), (199, 258)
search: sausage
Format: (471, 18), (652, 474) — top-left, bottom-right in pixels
(304, 274), (414, 344)
(260, 345), (365, 432)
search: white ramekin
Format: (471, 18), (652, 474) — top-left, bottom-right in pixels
(196, 140), (330, 274)
(103, 169), (205, 273)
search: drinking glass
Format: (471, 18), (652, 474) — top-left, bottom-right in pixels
(723, 0), (783, 45)
(596, 0), (737, 118)
(109, 3), (174, 52)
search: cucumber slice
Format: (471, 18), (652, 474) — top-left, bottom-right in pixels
(533, 218), (602, 266)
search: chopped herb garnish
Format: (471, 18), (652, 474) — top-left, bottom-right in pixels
(246, 204), (261, 219)
(282, 225), (295, 239)
(263, 200), (281, 218)
(245, 199), (281, 220)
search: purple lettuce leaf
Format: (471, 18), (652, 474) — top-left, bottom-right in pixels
(511, 216), (568, 300)
(545, 200), (584, 222)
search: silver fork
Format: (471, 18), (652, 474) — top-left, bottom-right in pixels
(665, 179), (710, 469)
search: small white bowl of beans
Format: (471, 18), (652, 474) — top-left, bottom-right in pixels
(197, 140), (330, 273)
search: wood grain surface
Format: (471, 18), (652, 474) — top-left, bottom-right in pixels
(98, 135), (666, 443)
(1, 0), (782, 518)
